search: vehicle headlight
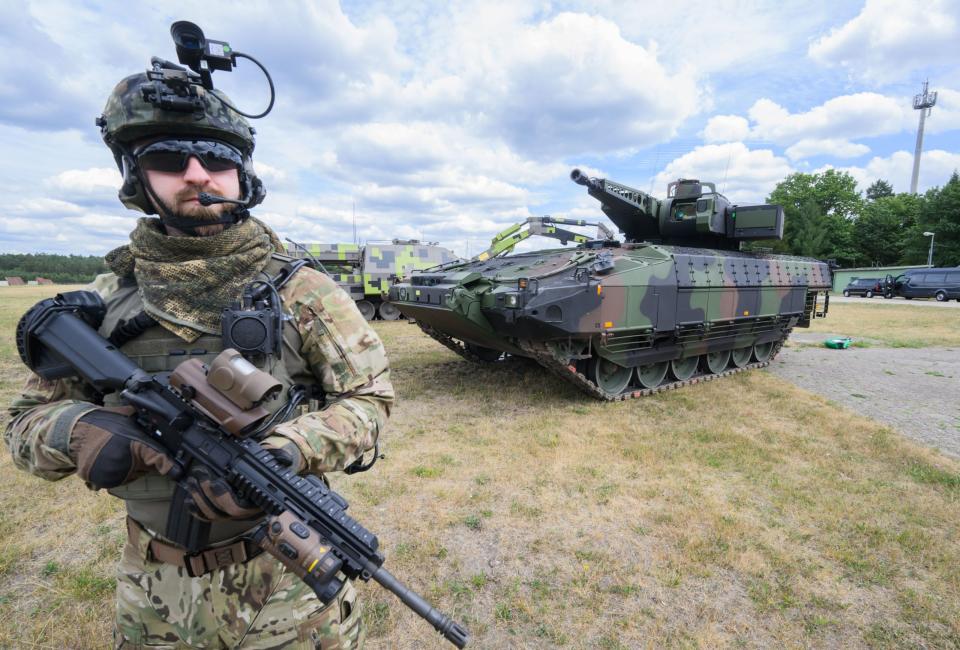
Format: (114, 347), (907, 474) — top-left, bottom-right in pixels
(398, 288), (407, 300)
(505, 293), (519, 308)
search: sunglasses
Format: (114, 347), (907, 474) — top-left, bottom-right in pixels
(135, 139), (243, 174)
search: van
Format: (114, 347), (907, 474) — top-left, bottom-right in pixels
(842, 277), (883, 297)
(888, 268), (960, 301)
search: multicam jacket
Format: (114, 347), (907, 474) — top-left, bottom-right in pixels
(4, 254), (394, 542)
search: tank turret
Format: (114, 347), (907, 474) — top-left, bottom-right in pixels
(570, 169), (783, 248)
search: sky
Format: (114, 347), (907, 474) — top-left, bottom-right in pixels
(1, 0), (959, 257)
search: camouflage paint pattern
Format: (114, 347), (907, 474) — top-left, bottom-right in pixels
(100, 73), (256, 154)
(115, 521), (362, 648)
(287, 241), (458, 303)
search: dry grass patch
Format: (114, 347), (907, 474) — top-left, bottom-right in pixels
(808, 301), (960, 348)
(1, 288), (959, 648)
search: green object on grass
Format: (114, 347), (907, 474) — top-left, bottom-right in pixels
(825, 337), (852, 349)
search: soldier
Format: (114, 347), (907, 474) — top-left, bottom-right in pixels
(4, 69), (394, 648)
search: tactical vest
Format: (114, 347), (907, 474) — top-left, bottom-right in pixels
(99, 254), (319, 543)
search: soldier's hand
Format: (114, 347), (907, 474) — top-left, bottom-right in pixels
(70, 406), (176, 490)
(261, 435), (305, 473)
(182, 437), (303, 522)
(183, 466), (263, 522)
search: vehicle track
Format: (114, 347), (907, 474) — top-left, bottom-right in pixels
(417, 322), (786, 401)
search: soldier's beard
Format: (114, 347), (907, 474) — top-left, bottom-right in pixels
(160, 186), (238, 237)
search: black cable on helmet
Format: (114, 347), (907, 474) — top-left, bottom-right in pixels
(215, 52), (275, 120)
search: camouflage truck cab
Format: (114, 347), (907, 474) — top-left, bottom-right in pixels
(390, 171), (831, 400)
(286, 240), (458, 321)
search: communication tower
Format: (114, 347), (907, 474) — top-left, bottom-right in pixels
(910, 80), (937, 194)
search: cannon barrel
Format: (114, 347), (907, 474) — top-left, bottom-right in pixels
(570, 168), (601, 189)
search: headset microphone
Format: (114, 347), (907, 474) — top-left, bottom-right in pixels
(198, 192), (250, 207)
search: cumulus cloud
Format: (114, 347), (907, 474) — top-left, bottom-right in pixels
(45, 167), (120, 194)
(593, 0), (831, 73)
(748, 94), (908, 144)
(10, 198), (86, 218)
(785, 138), (870, 161)
(698, 86), (959, 160)
(825, 149), (960, 194)
(809, 0), (960, 84)
(923, 87), (960, 135)
(654, 143), (794, 203)
(443, 11), (702, 158)
(0, 6), (96, 131)
(328, 122), (565, 185)
(1, 199), (133, 254)
(702, 115), (751, 143)
(252, 161), (288, 187)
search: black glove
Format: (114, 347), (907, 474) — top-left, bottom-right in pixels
(182, 465), (264, 522)
(70, 407), (175, 490)
(181, 436), (304, 522)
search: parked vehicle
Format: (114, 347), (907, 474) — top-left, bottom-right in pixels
(842, 277), (883, 298)
(390, 170), (831, 400)
(885, 268), (960, 302)
(285, 239), (459, 319)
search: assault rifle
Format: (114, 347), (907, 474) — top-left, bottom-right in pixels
(15, 291), (468, 648)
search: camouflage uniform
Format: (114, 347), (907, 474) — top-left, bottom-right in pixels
(5, 254), (394, 648)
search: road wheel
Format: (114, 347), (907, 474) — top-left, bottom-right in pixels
(588, 356), (633, 396)
(753, 341), (775, 363)
(843, 290), (850, 297)
(378, 301), (401, 320)
(356, 300), (376, 321)
(905, 296), (913, 300)
(935, 290), (947, 302)
(704, 350), (731, 374)
(731, 346), (752, 368)
(865, 290), (874, 298)
(670, 356), (699, 381)
(884, 291), (893, 299)
(635, 362), (669, 389)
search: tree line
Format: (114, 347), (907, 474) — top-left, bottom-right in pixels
(764, 169), (960, 268)
(0, 253), (108, 284)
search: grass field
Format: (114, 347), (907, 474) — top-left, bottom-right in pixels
(808, 301), (960, 348)
(1, 286), (959, 649)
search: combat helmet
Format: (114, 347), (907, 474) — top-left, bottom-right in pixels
(97, 69), (265, 222)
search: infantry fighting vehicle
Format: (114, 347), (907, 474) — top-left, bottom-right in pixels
(388, 170), (831, 400)
(286, 240), (458, 320)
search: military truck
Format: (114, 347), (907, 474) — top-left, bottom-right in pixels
(388, 170), (831, 400)
(286, 240), (459, 320)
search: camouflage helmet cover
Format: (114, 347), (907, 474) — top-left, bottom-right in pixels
(100, 73), (255, 152)
(99, 72), (264, 214)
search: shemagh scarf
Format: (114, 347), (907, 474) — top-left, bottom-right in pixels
(105, 217), (284, 342)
